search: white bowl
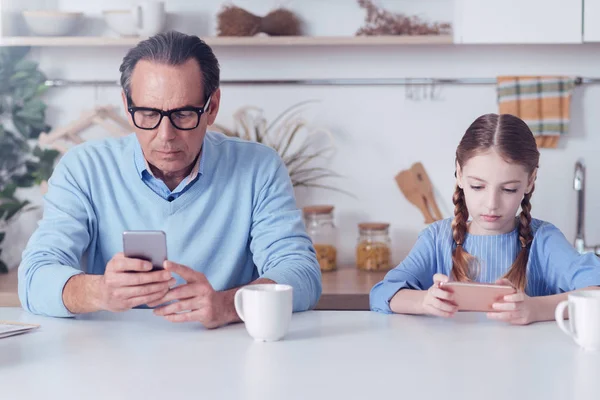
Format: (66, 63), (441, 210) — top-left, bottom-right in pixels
(22, 11), (83, 36)
(103, 10), (139, 37)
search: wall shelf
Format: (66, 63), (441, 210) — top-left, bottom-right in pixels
(0, 35), (454, 47)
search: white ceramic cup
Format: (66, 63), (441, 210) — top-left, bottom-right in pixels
(234, 284), (293, 342)
(135, 1), (166, 37)
(555, 290), (600, 351)
(103, 1), (165, 37)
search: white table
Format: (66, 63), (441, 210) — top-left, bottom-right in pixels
(1, 308), (598, 400)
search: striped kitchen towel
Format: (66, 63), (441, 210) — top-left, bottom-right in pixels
(497, 76), (576, 148)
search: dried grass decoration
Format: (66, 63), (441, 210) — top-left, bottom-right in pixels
(356, 0), (451, 36)
(211, 101), (349, 195)
(216, 4), (302, 36)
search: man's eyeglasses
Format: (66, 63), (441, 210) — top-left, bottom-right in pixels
(127, 94), (212, 131)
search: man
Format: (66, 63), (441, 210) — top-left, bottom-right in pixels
(18, 31), (322, 328)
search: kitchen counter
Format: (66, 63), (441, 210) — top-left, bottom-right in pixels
(316, 264), (388, 310)
(0, 265), (388, 310)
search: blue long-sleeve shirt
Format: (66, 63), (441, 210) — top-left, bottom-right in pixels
(371, 218), (600, 313)
(19, 132), (322, 317)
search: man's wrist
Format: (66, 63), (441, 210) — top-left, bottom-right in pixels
(63, 274), (104, 314)
(88, 274), (105, 312)
(220, 278), (277, 326)
(220, 289), (241, 325)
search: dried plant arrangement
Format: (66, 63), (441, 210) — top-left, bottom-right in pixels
(356, 0), (451, 36)
(211, 101), (348, 194)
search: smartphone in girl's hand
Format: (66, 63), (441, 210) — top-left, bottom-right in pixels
(440, 281), (516, 312)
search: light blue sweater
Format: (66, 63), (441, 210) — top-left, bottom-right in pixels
(19, 132), (322, 317)
(371, 218), (600, 313)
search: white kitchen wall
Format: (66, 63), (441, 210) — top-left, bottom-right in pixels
(3, 0), (600, 269)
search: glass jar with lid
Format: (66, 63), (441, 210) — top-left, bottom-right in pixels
(356, 222), (391, 271)
(303, 205), (338, 272)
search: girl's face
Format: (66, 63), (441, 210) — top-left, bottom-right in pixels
(457, 149), (536, 235)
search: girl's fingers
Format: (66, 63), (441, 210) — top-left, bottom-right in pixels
(495, 278), (513, 286)
(492, 302), (519, 311)
(503, 292), (525, 302)
(487, 311), (520, 321)
(432, 287), (456, 303)
(425, 304), (455, 318)
(432, 297), (458, 313)
(433, 274), (450, 284)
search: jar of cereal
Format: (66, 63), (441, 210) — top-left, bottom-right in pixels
(303, 205), (338, 272)
(356, 222), (391, 271)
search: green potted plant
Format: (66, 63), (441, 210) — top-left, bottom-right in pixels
(0, 47), (59, 274)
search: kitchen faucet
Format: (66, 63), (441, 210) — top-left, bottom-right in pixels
(573, 159), (600, 255)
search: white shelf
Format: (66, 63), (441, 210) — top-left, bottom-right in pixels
(0, 35), (455, 47)
(0, 36), (142, 46)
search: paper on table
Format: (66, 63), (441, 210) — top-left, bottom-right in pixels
(0, 321), (40, 339)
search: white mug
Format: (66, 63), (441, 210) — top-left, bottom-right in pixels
(103, 1), (165, 37)
(234, 284), (293, 342)
(134, 1), (166, 37)
(555, 291), (600, 351)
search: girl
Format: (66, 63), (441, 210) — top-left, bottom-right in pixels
(370, 113), (600, 325)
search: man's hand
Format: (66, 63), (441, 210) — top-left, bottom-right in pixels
(95, 253), (176, 312)
(148, 261), (237, 329)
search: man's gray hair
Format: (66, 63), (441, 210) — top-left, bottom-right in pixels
(119, 31), (220, 102)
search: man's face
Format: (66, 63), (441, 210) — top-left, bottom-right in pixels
(457, 149), (535, 235)
(123, 58), (220, 176)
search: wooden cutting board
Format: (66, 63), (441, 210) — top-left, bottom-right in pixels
(395, 162), (443, 224)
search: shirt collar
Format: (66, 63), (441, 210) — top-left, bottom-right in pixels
(133, 136), (205, 181)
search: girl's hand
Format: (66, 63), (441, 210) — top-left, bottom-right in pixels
(486, 279), (538, 325)
(422, 274), (458, 318)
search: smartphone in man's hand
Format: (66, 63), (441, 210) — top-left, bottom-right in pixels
(123, 230), (167, 271)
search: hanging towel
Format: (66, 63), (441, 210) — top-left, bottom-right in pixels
(497, 76), (576, 148)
